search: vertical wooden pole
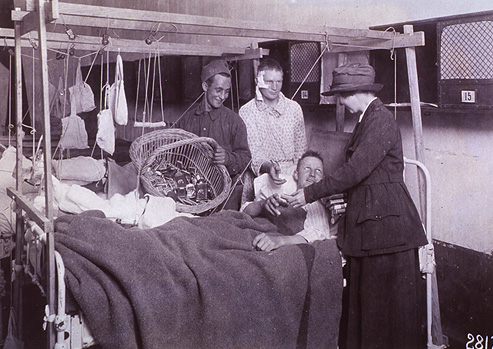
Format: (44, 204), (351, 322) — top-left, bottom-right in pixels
(251, 42), (260, 81)
(14, 26), (23, 192)
(37, 0), (56, 347)
(404, 24), (444, 348)
(404, 25), (426, 211)
(13, 19), (24, 341)
(335, 53), (347, 132)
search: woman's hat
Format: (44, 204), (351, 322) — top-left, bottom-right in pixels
(321, 63), (383, 96)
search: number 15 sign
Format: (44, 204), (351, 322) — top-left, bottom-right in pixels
(461, 90), (476, 103)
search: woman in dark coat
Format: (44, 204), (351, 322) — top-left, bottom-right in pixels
(286, 63), (428, 348)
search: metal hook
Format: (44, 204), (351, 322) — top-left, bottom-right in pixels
(56, 51), (66, 60)
(102, 31), (110, 46)
(58, 14), (76, 40)
(145, 22), (165, 45)
(65, 28), (76, 40)
(323, 31), (332, 52)
(149, 22), (161, 36)
(383, 27), (397, 61)
(29, 38), (39, 50)
(145, 35), (154, 45)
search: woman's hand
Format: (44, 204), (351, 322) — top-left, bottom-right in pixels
(283, 189), (306, 208)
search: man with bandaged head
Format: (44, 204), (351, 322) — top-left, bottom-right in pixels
(239, 58), (307, 201)
(175, 59), (251, 210)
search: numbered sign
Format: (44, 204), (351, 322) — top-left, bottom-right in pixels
(461, 90), (476, 103)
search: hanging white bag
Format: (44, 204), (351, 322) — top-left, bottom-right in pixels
(58, 95), (89, 150)
(107, 53), (128, 125)
(96, 108), (115, 155)
(69, 59), (97, 114)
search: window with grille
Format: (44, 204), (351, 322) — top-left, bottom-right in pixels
(290, 42), (320, 83)
(440, 20), (493, 80)
(438, 14), (493, 109)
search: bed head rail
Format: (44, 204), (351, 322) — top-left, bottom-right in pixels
(6, 187), (57, 347)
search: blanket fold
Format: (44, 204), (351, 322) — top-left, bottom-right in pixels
(54, 210), (342, 349)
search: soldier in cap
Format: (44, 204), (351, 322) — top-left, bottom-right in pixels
(285, 63), (428, 348)
(175, 59), (251, 210)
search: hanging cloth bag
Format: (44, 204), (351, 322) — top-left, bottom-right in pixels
(69, 59), (96, 114)
(58, 95), (89, 150)
(107, 53), (128, 125)
(54, 75), (71, 119)
(96, 51), (115, 155)
(96, 105), (115, 155)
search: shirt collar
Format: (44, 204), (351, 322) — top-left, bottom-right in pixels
(358, 97), (378, 123)
(195, 98), (220, 121)
(255, 91), (286, 117)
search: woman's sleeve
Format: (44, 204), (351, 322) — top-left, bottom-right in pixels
(304, 113), (399, 203)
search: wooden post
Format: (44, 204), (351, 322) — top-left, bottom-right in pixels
(36, 0), (56, 347)
(404, 25), (426, 212)
(251, 42), (260, 81)
(335, 53), (347, 132)
(404, 24), (444, 348)
(13, 19), (24, 341)
(14, 24), (23, 193)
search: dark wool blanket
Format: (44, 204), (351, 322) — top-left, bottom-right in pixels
(54, 210), (342, 349)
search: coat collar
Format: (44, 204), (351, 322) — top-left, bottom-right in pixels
(358, 97), (378, 123)
(346, 98), (383, 150)
(195, 98), (221, 121)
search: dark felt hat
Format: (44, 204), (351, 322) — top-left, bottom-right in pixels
(321, 63), (383, 96)
(201, 60), (230, 83)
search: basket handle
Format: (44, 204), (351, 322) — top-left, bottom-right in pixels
(129, 128), (200, 168)
(142, 136), (220, 169)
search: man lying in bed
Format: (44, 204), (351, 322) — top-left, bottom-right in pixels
(243, 150), (338, 251)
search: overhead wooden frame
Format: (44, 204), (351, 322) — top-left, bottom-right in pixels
(10, 1), (425, 56)
(1, 28), (268, 59)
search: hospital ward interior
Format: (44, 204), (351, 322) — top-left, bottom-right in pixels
(0, 0), (492, 348)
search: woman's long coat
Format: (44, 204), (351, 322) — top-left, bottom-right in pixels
(304, 98), (428, 257)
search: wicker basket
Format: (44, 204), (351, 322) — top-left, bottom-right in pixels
(129, 128), (200, 170)
(130, 129), (231, 214)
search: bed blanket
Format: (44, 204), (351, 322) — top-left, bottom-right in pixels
(54, 210), (342, 349)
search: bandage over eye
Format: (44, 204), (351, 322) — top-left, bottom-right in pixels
(256, 71), (270, 89)
(255, 71), (269, 100)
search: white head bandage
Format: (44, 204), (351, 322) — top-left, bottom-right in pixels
(255, 71), (269, 101)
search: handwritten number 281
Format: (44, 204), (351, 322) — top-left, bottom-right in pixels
(466, 334), (492, 349)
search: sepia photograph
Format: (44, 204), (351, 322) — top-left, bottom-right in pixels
(0, 0), (492, 348)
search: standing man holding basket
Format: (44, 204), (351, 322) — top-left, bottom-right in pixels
(175, 59), (251, 210)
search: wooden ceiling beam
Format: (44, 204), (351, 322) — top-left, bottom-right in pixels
(11, 2), (425, 50)
(328, 31), (426, 52)
(1, 28), (255, 57)
(38, 32), (249, 56)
